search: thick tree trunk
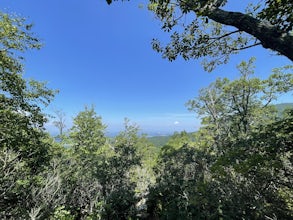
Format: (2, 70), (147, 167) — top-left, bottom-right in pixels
(207, 8), (293, 61)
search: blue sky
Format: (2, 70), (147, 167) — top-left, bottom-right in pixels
(1, 0), (292, 135)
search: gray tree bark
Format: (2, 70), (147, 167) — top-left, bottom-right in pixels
(207, 8), (293, 61)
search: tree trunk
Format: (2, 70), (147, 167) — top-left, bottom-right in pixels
(206, 8), (293, 61)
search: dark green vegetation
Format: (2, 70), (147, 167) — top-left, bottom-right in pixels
(1, 6), (293, 220)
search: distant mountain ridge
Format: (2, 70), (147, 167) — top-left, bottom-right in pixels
(147, 103), (293, 146)
(274, 103), (293, 114)
(50, 103), (293, 144)
(147, 135), (172, 147)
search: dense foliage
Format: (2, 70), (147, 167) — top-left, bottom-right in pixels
(1, 8), (293, 220)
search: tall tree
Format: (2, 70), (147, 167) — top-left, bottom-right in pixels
(147, 63), (293, 219)
(187, 58), (293, 148)
(66, 106), (107, 219)
(69, 105), (107, 160)
(0, 11), (56, 170)
(107, 0), (293, 71)
(114, 119), (158, 216)
(0, 11), (57, 218)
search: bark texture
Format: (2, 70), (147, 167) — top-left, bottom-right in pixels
(207, 8), (293, 61)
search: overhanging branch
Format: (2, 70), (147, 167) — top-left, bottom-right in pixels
(205, 8), (293, 61)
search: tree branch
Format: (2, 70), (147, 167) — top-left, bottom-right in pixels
(229, 42), (262, 52)
(205, 8), (293, 61)
(209, 30), (241, 40)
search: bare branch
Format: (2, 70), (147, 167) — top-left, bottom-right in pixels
(229, 42), (262, 52)
(209, 30), (241, 40)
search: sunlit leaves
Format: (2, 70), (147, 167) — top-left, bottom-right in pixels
(70, 106), (107, 157)
(0, 12), (41, 77)
(187, 59), (293, 146)
(0, 11), (59, 219)
(258, 0), (293, 32)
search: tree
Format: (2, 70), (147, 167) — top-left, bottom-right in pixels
(114, 118), (158, 167)
(53, 109), (67, 138)
(0, 148), (26, 218)
(146, 63), (293, 219)
(0, 11), (58, 218)
(113, 119), (158, 217)
(62, 156), (103, 220)
(210, 109), (293, 219)
(26, 159), (64, 220)
(67, 109), (141, 219)
(0, 11), (57, 171)
(66, 106), (106, 219)
(183, 59), (293, 218)
(147, 144), (215, 219)
(94, 119), (142, 219)
(97, 141), (140, 219)
(107, 0), (293, 71)
(69, 105), (107, 161)
(187, 58), (293, 150)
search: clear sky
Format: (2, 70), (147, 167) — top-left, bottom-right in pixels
(1, 0), (291, 135)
